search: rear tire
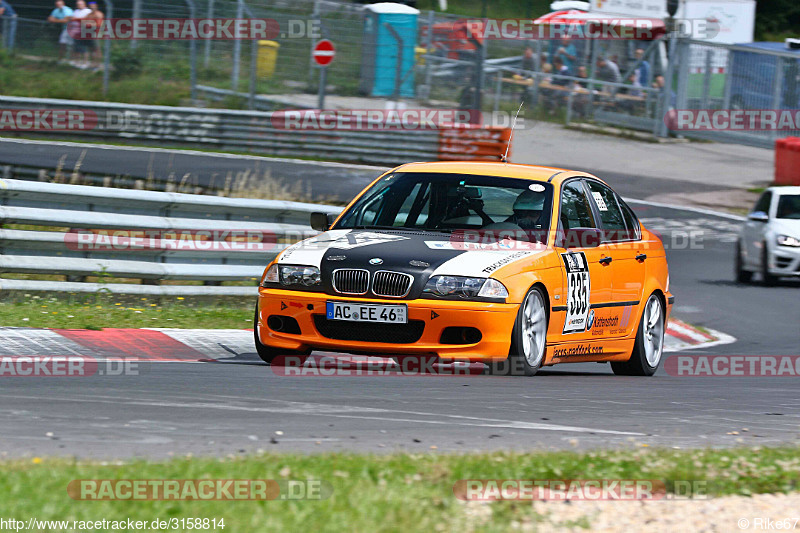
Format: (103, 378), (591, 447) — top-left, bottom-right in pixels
(484, 287), (548, 376)
(735, 241), (753, 283)
(761, 244), (778, 286)
(611, 293), (664, 376)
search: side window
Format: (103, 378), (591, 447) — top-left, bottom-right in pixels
(560, 181), (596, 230)
(753, 191), (772, 216)
(618, 197), (641, 241)
(585, 181), (627, 241)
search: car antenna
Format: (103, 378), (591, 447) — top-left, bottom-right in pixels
(501, 100), (523, 164)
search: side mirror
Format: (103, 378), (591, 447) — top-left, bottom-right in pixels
(748, 211), (769, 223)
(559, 227), (603, 249)
(310, 212), (335, 232)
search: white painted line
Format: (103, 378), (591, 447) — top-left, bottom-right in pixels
(0, 138), (389, 171)
(0, 393), (644, 436)
(623, 197), (746, 221)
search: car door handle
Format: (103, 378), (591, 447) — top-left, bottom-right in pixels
(599, 256), (612, 265)
(635, 253), (647, 261)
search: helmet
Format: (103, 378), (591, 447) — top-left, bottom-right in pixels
(513, 189), (545, 212)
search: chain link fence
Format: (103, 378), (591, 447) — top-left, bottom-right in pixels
(3, 2), (800, 148)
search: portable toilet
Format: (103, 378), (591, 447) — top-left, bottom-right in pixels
(360, 3), (419, 98)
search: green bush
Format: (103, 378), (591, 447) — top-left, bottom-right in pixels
(110, 47), (144, 79)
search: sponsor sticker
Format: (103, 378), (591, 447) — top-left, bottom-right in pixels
(561, 252), (591, 334)
(592, 191), (608, 211)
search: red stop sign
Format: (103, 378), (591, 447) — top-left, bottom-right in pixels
(312, 39), (336, 67)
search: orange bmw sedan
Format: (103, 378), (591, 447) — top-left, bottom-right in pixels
(255, 162), (673, 376)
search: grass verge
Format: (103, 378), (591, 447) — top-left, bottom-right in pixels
(1, 447), (799, 532)
(0, 295), (254, 329)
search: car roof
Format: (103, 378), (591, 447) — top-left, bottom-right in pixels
(393, 161), (604, 186)
(768, 186), (800, 195)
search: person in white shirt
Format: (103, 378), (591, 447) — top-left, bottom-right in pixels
(68, 0), (92, 67)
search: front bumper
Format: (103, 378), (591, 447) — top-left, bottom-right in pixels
(770, 245), (800, 277)
(256, 288), (519, 361)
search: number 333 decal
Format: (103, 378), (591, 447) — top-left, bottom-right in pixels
(561, 252), (592, 334)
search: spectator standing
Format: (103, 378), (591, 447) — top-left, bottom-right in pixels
(85, 1), (103, 69)
(68, 0), (92, 68)
(634, 48), (651, 87)
(0, 0), (18, 51)
(48, 0), (74, 61)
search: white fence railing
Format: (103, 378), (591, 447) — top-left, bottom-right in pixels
(0, 178), (341, 296)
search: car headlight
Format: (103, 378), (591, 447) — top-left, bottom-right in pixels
(262, 264), (321, 287)
(423, 276), (509, 299)
(777, 235), (800, 248)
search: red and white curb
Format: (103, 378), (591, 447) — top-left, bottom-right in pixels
(0, 318), (734, 363)
(664, 318), (736, 352)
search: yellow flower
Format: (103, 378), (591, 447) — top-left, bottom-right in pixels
(177, 297), (185, 300)
(115, 303), (122, 306)
(32, 457), (42, 464)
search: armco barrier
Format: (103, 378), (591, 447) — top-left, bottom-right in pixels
(775, 137), (800, 186)
(0, 178), (341, 296)
(0, 96), (511, 165)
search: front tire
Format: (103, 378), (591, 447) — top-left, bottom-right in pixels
(761, 243), (778, 286)
(611, 293), (664, 376)
(485, 287), (548, 376)
(735, 241), (752, 283)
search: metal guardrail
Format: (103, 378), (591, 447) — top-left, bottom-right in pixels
(0, 96), (509, 165)
(0, 178), (341, 295)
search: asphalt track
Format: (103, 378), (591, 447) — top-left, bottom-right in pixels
(0, 138), (732, 202)
(1, 140), (799, 458)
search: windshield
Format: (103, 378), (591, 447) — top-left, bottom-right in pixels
(334, 172), (555, 241)
(776, 195), (800, 220)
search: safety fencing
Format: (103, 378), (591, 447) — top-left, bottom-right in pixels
(0, 96), (511, 164)
(0, 178), (340, 295)
(660, 39), (800, 148)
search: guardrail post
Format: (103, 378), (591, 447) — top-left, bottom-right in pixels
(102, 0), (113, 97)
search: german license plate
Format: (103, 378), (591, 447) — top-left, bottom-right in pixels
(326, 301), (407, 324)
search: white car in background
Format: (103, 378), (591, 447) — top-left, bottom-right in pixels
(736, 186), (800, 285)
